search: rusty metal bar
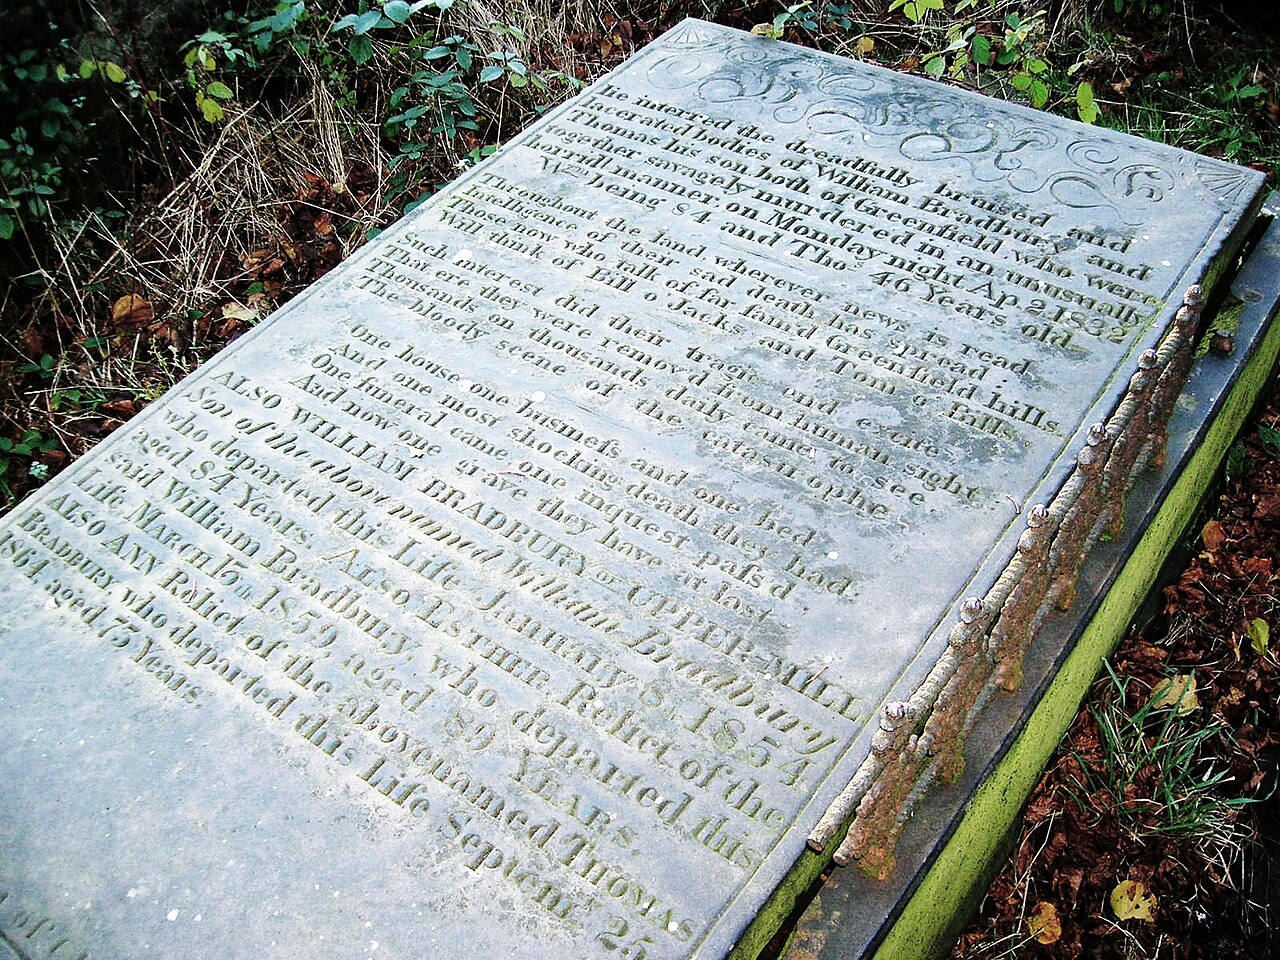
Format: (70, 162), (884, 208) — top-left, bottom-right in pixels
(810, 283), (1208, 879)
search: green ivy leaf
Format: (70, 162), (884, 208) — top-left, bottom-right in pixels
(353, 10), (383, 35)
(924, 56), (945, 78)
(383, 0), (412, 23)
(972, 34), (991, 64)
(78, 60), (96, 79)
(1030, 79), (1049, 108)
(350, 35), (375, 64)
(206, 81), (234, 100)
(200, 96), (225, 123)
(103, 61), (127, 83)
(268, 2), (304, 32)
(1010, 72), (1032, 92)
(0, 213), (14, 241)
(1076, 81), (1099, 123)
(479, 64), (505, 82)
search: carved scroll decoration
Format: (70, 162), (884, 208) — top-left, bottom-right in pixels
(647, 26), (1259, 218)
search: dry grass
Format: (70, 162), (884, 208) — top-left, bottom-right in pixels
(29, 65), (395, 395)
(452, 0), (625, 67)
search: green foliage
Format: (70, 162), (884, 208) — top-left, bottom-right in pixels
(1086, 24), (1277, 177)
(182, 28), (251, 123)
(771, 0), (868, 40)
(756, 0), (1085, 123)
(1111, 0), (1172, 21)
(1075, 81), (1099, 123)
(51, 386), (109, 413)
(247, 0), (311, 52)
(890, 0), (946, 25)
(1065, 666), (1255, 841)
(0, 429), (58, 503)
(981, 10), (1051, 108)
(387, 52), (478, 141)
(79, 60), (128, 84)
(915, 7), (1055, 108)
(1248, 618), (1270, 657)
(182, 1), (576, 207)
(1224, 440), (1250, 483)
(1213, 67), (1267, 106)
(18, 354), (57, 378)
(333, 1), (445, 65)
(0, 39), (93, 244)
(752, 2), (813, 39)
(1199, 69), (1272, 161)
(1258, 425), (1280, 459)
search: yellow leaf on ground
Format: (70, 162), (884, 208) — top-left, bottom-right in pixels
(1248, 617), (1270, 656)
(1110, 880), (1157, 921)
(222, 303), (259, 323)
(1028, 901), (1061, 944)
(1149, 673), (1198, 715)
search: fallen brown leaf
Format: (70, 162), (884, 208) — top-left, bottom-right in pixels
(110, 294), (155, 330)
(20, 326), (44, 356)
(100, 399), (138, 417)
(1202, 518), (1226, 553)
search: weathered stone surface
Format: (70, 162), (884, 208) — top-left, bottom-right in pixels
(0, 21), (1264, 960)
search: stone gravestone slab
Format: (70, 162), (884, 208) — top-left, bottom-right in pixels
(0, 20), (1265, 960)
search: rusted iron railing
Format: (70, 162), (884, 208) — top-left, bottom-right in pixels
(809, 286), (1205, 879)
